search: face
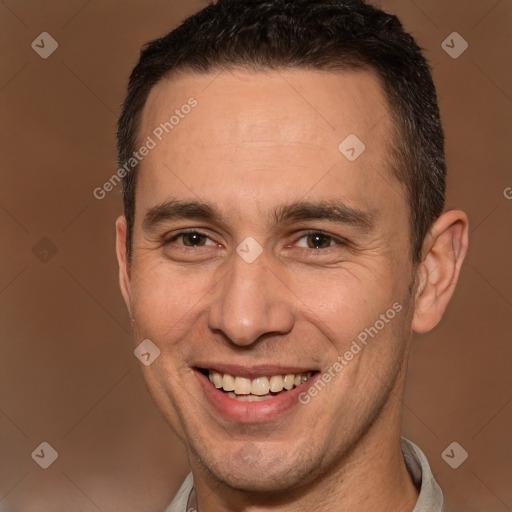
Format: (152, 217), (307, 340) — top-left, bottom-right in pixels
(117, 69), (419, 492)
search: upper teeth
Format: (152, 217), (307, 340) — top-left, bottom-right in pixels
(208, 371), (312, 395)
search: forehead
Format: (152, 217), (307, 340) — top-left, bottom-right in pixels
(137, 68), (403, 216)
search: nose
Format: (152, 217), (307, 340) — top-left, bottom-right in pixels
(207, 250), (295, 347)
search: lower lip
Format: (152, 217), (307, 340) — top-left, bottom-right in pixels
(194, 369), (319, 423)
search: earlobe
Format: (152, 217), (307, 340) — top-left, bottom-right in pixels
(115, 215), (133, 317)
(412, 210), (469, 333)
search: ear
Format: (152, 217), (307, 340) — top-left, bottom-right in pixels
(115, 215), (132, 317)
(412, 209), (469, 333)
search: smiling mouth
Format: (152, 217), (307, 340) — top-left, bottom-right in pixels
(198, 368), (316, 401)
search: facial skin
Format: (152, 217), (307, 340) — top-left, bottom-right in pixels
(116, 69), (468, 511)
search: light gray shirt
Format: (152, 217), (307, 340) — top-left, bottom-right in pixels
(165, 437), (443, 511)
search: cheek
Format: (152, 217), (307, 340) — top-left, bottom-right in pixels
(130, 261), (215, 339)
(289, 265), (404, 346)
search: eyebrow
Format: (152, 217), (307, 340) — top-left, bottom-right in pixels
(142, 199), (221, 232)
(142, 198), (374, 233)
(273, 200), (374, 231)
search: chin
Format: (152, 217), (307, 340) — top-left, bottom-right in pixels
(192, 440), (323, 493)
(213, 464), (310, 493)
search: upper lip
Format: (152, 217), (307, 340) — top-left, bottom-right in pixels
(195, 363), (318, 379)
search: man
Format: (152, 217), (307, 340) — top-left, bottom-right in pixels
(115, 1), (468, 510)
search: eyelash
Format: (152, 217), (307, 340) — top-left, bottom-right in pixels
(162, 229), (348, 252)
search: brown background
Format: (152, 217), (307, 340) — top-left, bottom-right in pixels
(0, 1), (510, 511)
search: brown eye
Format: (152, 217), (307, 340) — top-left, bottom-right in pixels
(296, 232), (335, 250)
(181, 232), (208, 247)
(164, 230), (217, 248)
(307, 233), (332, 249)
